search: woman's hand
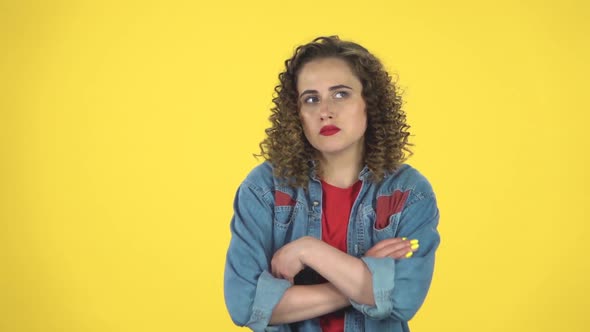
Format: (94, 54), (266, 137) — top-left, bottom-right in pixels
(271, 236), (319, 283)
(365, 237), (419, 259)
(271, 236), (418, 283)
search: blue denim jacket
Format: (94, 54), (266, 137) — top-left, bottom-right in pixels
(224, 162), (440, 332)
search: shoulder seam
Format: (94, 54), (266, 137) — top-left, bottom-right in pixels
(406, 191), (436, 208)
(242, 179), (274, 206)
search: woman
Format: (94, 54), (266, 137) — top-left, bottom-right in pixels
(224, 36), (440, 332)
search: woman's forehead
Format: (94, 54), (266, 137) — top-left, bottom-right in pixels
(297, 58), (361, 91)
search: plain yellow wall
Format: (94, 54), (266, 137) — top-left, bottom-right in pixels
(1, 1), (589, 331)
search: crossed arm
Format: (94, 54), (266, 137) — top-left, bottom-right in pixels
(269, 236), (419, 325)
(224, 182), (439, 330)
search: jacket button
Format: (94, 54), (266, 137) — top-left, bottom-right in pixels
(313, 201), (319, 206)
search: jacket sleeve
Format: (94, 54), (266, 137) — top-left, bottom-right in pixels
(351, 188), (441, 321)
(224, 182), (292, 331)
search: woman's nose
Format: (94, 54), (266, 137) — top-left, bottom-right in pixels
(319, 101), (333, 120)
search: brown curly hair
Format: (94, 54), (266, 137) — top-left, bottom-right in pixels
(258, 35), (412, 188)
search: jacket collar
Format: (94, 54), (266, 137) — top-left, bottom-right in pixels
(308, 160), (371, 182)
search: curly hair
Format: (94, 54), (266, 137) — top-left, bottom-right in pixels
(258, 35), (412, 188)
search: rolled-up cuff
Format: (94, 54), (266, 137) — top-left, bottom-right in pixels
(246, 270), (292, 331)
(350, 256), (395, 320)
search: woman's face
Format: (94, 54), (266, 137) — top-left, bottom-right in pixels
(297, 57), (367, 160)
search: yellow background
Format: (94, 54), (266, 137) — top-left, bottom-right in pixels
(1, 0), (589, 331)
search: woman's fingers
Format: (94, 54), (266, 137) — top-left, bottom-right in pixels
(366, 237), (407, 257)
(366, 237), (403, 254)
(365, 238), (420, 259)
(365, 237), (404, 256)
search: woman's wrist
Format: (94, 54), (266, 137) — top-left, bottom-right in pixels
(299, 236), (325, 267)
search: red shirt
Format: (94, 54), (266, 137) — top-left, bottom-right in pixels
(319, 180), (362, 332)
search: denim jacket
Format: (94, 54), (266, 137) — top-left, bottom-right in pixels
(224, 162), (440, 332)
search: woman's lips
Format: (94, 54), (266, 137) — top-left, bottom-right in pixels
(320, 125), (341, 136)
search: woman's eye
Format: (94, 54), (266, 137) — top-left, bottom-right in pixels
(303, 96), (320, 104)
(334, 91), (349, 99)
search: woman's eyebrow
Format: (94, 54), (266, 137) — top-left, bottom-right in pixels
(299, 85), (353, 98)
(299, 89), (318, 98)
(329, 84), (353, 91)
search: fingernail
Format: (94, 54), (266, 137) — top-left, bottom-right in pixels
(411, 243), (419, 250)
(405, 251), (413, 258)
(402, 237), (407, 240)
(410, 239), (419, 245)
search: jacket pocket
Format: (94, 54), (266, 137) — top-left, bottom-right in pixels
(372, 212), (401, 242)
(264, 325), (292, 331)
(273, 205), (298, 229)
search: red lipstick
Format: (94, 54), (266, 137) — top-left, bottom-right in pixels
(320, 125), (341, 136)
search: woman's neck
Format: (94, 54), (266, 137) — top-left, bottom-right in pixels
(318, 150), (364, 188)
